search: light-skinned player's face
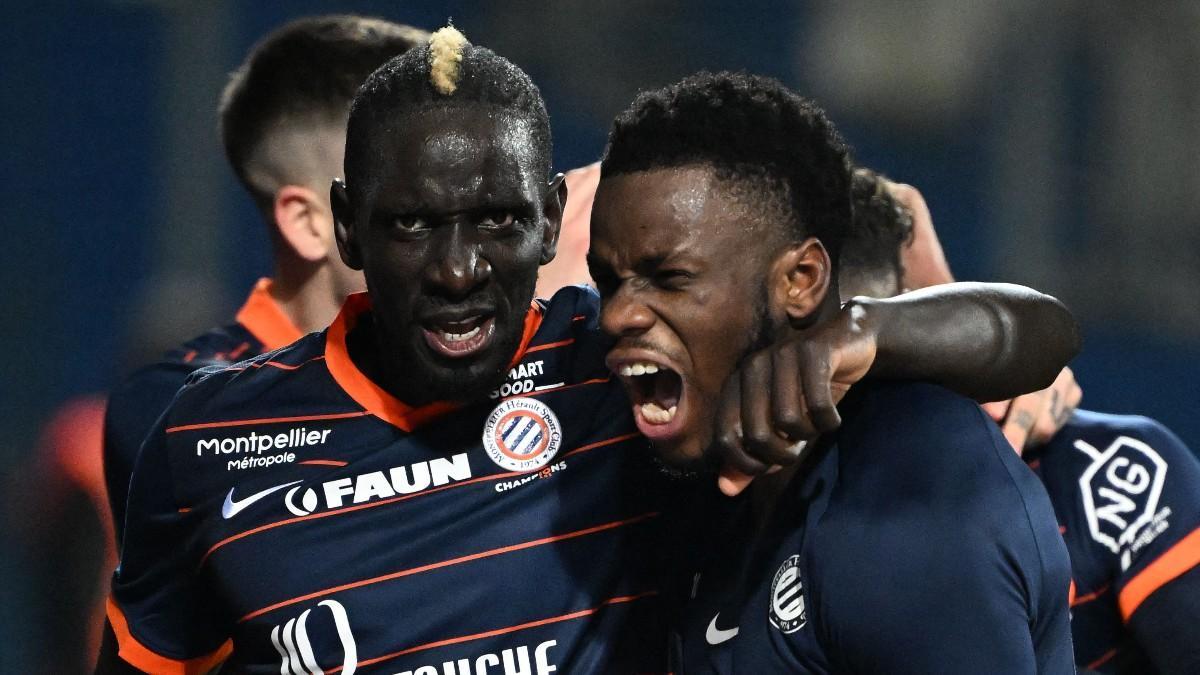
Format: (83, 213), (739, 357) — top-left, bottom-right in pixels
(334, 108), (562, 404)
(589, 166), (778, 469)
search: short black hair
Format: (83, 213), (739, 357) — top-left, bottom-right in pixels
(344, 28), (552, 201)
(219, 15), (428, 207)
(601, 71), (852, 262)
(842, 167), (914, 295)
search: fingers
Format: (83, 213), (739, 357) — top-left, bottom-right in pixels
(980, 400), (1011, 422)
(1000, 391), (1046, 455)
(770, 343), (818, 441)
(798, 346), (842, 433)
(1028, 368), (1082, 447)
(717, 467), (756, 497)
(740, 353), (801, 465)
(711, 375), (770, 479)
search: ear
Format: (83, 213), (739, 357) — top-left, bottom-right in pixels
(539, 173), (567, 265)
(767, 237), (832, 328)
(274, 185), (333, 263)
(331, 179), (363, 271)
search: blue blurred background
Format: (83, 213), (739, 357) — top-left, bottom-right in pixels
(1, 1), (1196, 670)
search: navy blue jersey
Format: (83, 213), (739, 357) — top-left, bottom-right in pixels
(1026, 410), (1200, 673)
(104, 278), (304, 542)
(673, 381), (1074, 674)
(108, 286), (671, 674)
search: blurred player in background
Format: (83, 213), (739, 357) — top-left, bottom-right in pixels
(843, 166), (1200, 674)
(103, 15), (430, 542)
(589, 71), (1077, 672)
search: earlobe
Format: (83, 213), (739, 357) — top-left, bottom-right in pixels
(770, 238), (831, 328)
(539, 173), (567, 265)
(330, 179), (363, 270)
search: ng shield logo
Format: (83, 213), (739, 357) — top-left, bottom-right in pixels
(1077, 435), (1170, 569)
(271, 599), (357, 675)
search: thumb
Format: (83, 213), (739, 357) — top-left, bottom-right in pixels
(718, 467), (756, 496)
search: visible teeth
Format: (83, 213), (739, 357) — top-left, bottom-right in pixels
(441, 325), (481, 342)
(639, 401), (678, 425)
(619, 362), (662, 377)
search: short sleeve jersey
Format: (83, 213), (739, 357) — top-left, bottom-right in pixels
(104, 278), (304, 541)
(673, 381), (1075, 674)
(108, 286), (671, 674)
(1026, 410), (1200, 673)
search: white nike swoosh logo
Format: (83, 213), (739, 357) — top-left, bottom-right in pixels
(706, 613), (740, 645)
(222, 480), (303, 519)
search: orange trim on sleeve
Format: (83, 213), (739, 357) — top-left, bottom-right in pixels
(234, 278), (305, 351)
(1119, 526), (1200, 620)
(105, 597), (232, 675)
(323, 293), (543, 431)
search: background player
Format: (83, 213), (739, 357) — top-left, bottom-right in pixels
(842, 166), (1200, 674)
(103, 15), (430, 541)
(589, 71), (1076, 672)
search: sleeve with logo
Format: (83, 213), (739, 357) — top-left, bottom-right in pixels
(107, 405), (232, 674)
(1106, 419), (1200, 673)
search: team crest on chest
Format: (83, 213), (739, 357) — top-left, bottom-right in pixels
(769, 554), (807, 634)
(482, 397), (563, 472)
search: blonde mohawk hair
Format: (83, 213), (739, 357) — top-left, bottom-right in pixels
(428, 25), (469, 95)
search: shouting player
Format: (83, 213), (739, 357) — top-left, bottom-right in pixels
(103, 16), (430, 542)
(100, 30), (1080, 673)
(842, 167), (1200, 674)
(589, 72), (1076, 672)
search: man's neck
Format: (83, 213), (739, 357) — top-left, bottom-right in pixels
(270, 263), (347, 334)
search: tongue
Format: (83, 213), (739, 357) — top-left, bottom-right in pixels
(652, 371), (681, 409)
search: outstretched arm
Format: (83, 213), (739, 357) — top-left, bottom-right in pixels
(857, 281), (1080, 402)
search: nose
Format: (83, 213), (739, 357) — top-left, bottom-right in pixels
(426, 223), (491, 299)
(600, 281), (656, 338)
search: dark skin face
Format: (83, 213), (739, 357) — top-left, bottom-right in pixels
(590, 165), (831, 469)
(332, 108), (565, 405)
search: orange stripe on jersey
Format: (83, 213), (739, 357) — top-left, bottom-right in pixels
(106, 597), (232, 675)
(223, 355), (326, 373)
(202, 432), (639, 564)
(165, 411), (369, 434)
(299, 459), (349, 467)
(182, 350), (198, 364)
(1070, 581), (1110, 607)
(524, 338), (575, 354)
(1087, 647), (1118, 670)
(333, 590), (659, 672)
(1119, 526), (1200, 620)
(235, 278), (304, 351)
(239, 512), (660, 623)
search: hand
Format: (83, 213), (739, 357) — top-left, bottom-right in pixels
(887, 181), (955, 289)
(713, 305), (877, 496)
(981, 368), (1082, 454)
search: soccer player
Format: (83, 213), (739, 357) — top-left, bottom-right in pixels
(100, 30), (1079, 673)
(102, 15), (430, 542)
(842, 167), (1200, 674)
(588, 72), (1076, 672)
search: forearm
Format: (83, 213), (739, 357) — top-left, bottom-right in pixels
(855, 282), (1080, 401)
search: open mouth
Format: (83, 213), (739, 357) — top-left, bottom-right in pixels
(421, 315), (496, 359)
(614, 359), (686, 440)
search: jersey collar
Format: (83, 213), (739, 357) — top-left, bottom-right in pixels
(234, 278), (305, 351)
(324, 292), (544, 431)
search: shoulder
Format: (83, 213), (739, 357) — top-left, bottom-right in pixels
(1048, 410), (1194, 464)
(826, 380), (1065, 574)
(161, 330), (343, 430)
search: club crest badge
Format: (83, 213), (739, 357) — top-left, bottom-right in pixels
(769, 554), (807, 634)
(482, 397), (562, 472)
